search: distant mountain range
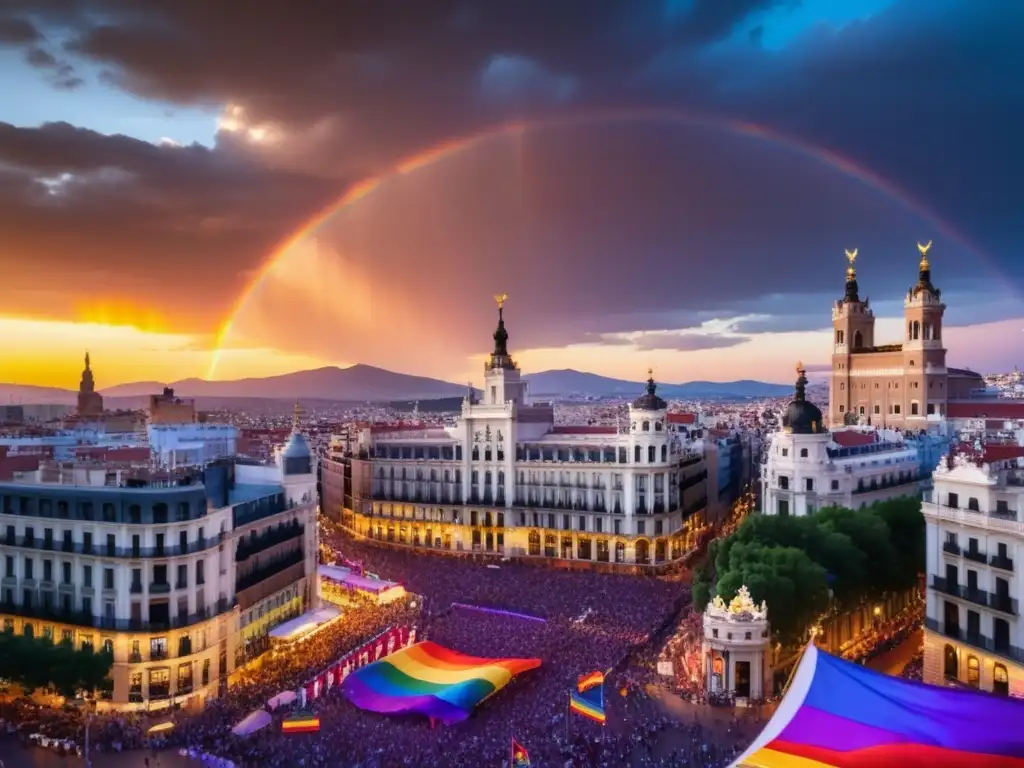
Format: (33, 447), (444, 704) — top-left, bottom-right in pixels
(0, 364), (792, 407)
(523, 369), (791, 399)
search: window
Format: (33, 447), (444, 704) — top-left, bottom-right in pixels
(831, 480), (839, 491)
(805, 478), (814, 492)
(777, 499), (789, 516)
(967, 656), (980, 689)
(873, 404), (880, 415)
(839, 405), (845, 413)
(911, 401), (919, 416)
(994, 664), (1009, 696)
(781, 448), (788, 457)
(893, 404), (901, 415)
(83, 565), (92, 588)
(779, 476), (789, 490)
(104, 568), (114, 590)
(799, 448), (808, 458)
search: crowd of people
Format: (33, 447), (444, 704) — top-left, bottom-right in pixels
(840, 606), (922, 665)
(3, 527), (771, 767)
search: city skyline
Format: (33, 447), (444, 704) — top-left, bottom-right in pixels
(2, 1), (1022, 388)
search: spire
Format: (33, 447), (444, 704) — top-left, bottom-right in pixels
(911, 240), (939, 297)
(486, 293), (517, 371)
(646, 367), (657, 397)
(84, 351), (91, 371)
(794, 361), (807, 402)
(842, 248), (860, 303)
(292, 400), (303, 431)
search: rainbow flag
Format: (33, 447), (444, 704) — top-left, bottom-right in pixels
(732, 644), (1024, 767)
(342, 641), (541, 724)
(512, 737), (531, 767)
(577, 670), (605, 692)
(281, 712), (320, 734)
(570, 687), (606, 724)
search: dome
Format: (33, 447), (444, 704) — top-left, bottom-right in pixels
(782, 364), (825, 435)
(632, 372), (667, 411)
(282, 430), (313, 475)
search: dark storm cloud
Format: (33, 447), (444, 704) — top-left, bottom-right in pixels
(0, 16), (40, 44)
(0, 0), (1021, 371)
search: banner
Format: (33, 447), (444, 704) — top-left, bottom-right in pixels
(303, 625), (415, 704)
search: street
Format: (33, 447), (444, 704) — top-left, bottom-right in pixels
(865, 627), (923, 676)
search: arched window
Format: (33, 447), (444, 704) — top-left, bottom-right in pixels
(648, 446), (656, 463)
(528, 530), (540, 556)
(853, 330), (863, 349)
(799, 448), (808, 458)
(943, 644), (958, 680)
(634, 445), (642, 463)
(660, 445), (667, 462)
(994, 664), (1009, 696)
(912, 320), (921, 340)
(642, 421), (650, 432)
(635, 540), (650, 565)
(654, 421), (662, 431)
(967, 656), (980, 688)
(472, 446), (479, 460)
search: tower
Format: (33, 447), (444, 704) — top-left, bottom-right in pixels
(77, 351), (104, 418)
(902, 241), (946, 422)
(829, 249), (874, 425)
(482, 294), (528, 407)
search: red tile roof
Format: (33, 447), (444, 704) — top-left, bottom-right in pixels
(947, 401), (1024, 420)
(982, 444), (1024, 463)
(830, 430), (878, 447)
(551, 426), (617, 435)
(667, 412), (698, 425)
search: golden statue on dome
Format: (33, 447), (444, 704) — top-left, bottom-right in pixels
(845, 248), (858, 264)
(494, 293), (508, 310)
(917, 240), (932, 269)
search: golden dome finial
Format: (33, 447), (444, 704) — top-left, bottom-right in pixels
(844, 248), (857, 279)
(493, 293), (508, 310)
(796, 360), (804, 374)
(845, 248), (858, 265)
(917, 240), (932, 269)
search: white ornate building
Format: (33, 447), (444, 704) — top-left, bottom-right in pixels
(0, 414), (319, 711)
(326, 299), (710, 566)
(702, 586), (772, 700)
(923, 447), (1024, 696)
(762, 365), (924, 516)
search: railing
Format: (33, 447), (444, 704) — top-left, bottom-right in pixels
(964, 549), (987, 564)
(0, 597), (236, 633)
(931, 575), (960, 597)
(235, 522), (303, 562)
(925, 503), (1024, 535)
(235, 549), (304, 591)
(942, 541), (961, 556)
(989, 594), (1018, 616)
(991, 555), (1014, 572)
(3, 533), (224, 559)
(925, 617), (1024, 663)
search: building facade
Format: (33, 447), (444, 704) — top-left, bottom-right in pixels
(762, 365), (924, 516)
(829, 244), (984, 428)
(702, 586), (772, 701)
(922, 449), (1024, 697)
(325, 300), (710, 567)
(0, 421), (318, 711)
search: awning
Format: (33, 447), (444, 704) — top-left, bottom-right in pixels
(267, 690), (297, 710)
(268, 606), (342, 642)
(231, 709), (272, 737)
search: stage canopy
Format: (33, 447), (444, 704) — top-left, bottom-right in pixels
(731, 644), (1024, 768)
(269, 606), (341, 644)
(341, 641), (541, 724)
(319, 564), (407, 603)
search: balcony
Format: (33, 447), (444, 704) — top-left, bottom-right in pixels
(235, 521), (303, 562)
(964, 549), (987, 565)
(942, 541), (961, 556)
(0, 598), (235, 633)
(991, 555), (1014, 572)
(925, 617), (1024, 664)
(235, 549), (304, 592)
(930, 575), (961, 597)
(149, 582), (171, 595)
(925, 502), (1023, 535)
(989, 594), (1019, 616)
(964, 588), (988, 608)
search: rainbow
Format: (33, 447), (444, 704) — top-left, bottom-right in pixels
(206, 106), (984, 379)
(281, 712), (320, 734)
(731, 644), (1024, 768)
(341, 640), (541, 724)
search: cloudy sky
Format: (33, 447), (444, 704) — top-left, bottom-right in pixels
(1, 0), (1021, 389)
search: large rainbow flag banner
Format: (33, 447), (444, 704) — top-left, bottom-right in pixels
(731, 644), (1024, 768)
(342, 641), (541, 724)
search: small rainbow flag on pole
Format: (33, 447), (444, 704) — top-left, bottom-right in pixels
(281, 711), (320, 734)
(569, 670), (606, 724)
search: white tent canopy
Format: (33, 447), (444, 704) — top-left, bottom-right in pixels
(267, 690), (297, 710)
(268, 606), (341, 643)
(231, 709), (272, 737)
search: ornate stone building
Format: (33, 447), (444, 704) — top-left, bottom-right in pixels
(702, 585), (772, 701)
(829, 244), (984, 428)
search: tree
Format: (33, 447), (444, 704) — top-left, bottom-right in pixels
(715, 542), (830, 646)
(691, 556), (713, 611)
(815, 505), (900, 599)
(0, 631), (113, 697)
(870, 496), (925, 588)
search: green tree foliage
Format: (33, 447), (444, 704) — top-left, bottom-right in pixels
(715, 542), (830, 646)
(691, 556), (713, 611)
(709, 496), (924, 645)
(0, 631), (113, 697)
(869, 496), (926, 589)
